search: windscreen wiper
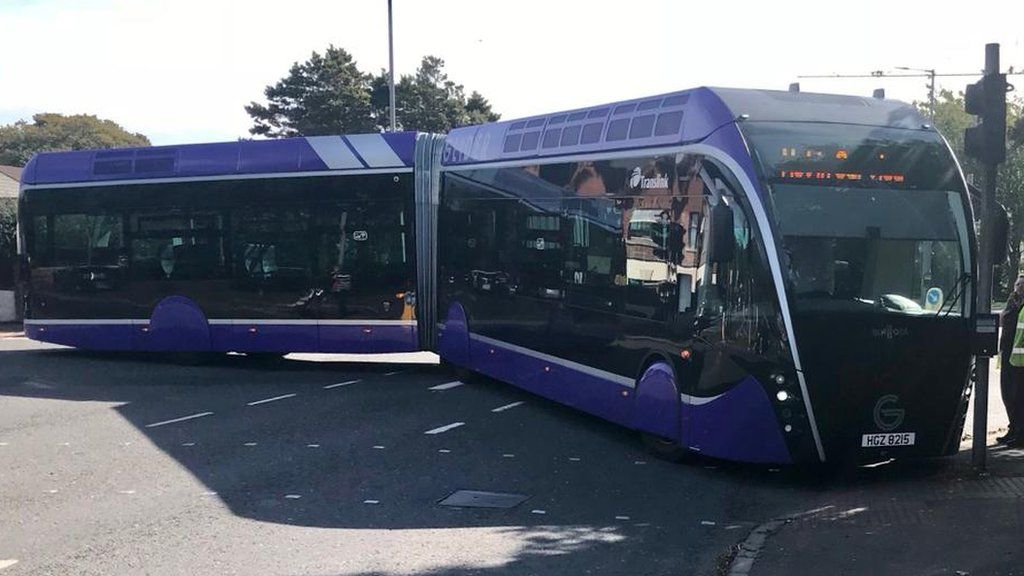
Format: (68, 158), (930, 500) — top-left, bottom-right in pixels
(938, 273), (971, 316)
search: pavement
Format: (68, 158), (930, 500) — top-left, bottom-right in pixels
(0, 321), (23, 338)
(745, 363), (1024, 576)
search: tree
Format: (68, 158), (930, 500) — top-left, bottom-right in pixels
(923, 90), (1024, 298)
(0, 113), (150, 166)
(247, 48), (499, 136)
(370, 56), (500, 133)
(246, 46), (376, 138)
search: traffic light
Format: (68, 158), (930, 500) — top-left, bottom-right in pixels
(964, 72), (1008, 164)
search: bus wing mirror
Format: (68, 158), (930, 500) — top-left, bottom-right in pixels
(677, 272), (693, 312)
(992, 203), (1009, 264)
(708, 203), (735, 264)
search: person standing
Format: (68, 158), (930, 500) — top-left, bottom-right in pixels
(999, 276), (1024, 445)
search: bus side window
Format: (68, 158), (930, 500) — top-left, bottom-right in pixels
(563, 196), (623, 310)
(31, 215), (51, 267)
(700, 164), (779, 356)
(51, 213), (123, 268)
(622, 197), (684, 320)
(129, 212), (224, 280)
(231, 208), (311, 289)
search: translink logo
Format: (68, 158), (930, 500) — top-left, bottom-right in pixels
(629, 167), (669, 190)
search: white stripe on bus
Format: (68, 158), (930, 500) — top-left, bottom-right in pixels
(346, 134), (405, 168)
(679, 392), (728, 406)
(306, 135), (366, 169)
(688, 142), (827, 463)
(468, 332), (635, 388)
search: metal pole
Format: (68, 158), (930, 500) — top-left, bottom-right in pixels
(928, 69), (936, 120)
(387, 0), (397, 132)
(973, 162), (997, 470)
(972, 43), (1000, 470)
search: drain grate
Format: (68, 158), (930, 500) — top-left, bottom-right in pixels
(438, 490), (529, 509)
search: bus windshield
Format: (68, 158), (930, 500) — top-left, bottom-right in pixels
(742, 122), (971, 316)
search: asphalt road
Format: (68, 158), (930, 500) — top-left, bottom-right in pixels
(0, 337), (999, 576)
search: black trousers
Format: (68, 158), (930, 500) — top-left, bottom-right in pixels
(1000, 355), (1023, 435)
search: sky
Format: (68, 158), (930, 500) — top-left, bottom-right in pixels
(1, 0), (1022, 146)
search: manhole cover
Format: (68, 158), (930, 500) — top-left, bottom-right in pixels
(438, 490), (529, 509)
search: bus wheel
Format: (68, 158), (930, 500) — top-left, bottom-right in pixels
(641, 432), (690, 462)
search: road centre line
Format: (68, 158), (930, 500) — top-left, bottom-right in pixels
(429, 380), (465, 391)
(491, 401), (525, 413)
(247, 393), (297, 406)
(145, 412), (214, 428)
(324, 379), (360, 389)
(424, 422), (465, 435)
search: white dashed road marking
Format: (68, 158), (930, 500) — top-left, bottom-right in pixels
(306, 444), (320, 448)
(531, 509), (546, 515)
(145, 412), (214, 428)
(247, 393), (297, 406)
(284, 494), (302, 499)
(244, 442), (258, 447)
(615, 516), (631, 521)
(491, 401), (525, 413)
(383, 370), (403, 376)
(0, 559), (18, 570)
(429, 380), (465, 391)
(424, 422), (465, 435)
(363, 499), (380, 505)
(373, 445), (386, 450)
(324, 379), (360, 389)
(118, 490), (136, 495)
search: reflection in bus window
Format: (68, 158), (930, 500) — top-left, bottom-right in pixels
(129, 212), (224, 280)
(51, 214), (123, 267)
(231, 209), (310, 289)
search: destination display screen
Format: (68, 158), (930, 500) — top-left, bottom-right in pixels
(741, 122), (962, 192)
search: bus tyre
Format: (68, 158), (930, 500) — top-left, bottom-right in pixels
(641, 432), (690, 462)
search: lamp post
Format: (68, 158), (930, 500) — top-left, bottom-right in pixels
(895, 66), (937, 119)
(387, 0), (397, 132)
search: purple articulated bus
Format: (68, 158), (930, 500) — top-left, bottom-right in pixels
(18, 87), (982, 465)
(435, 87), (979, 464)
(18, 132), (434, 355)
